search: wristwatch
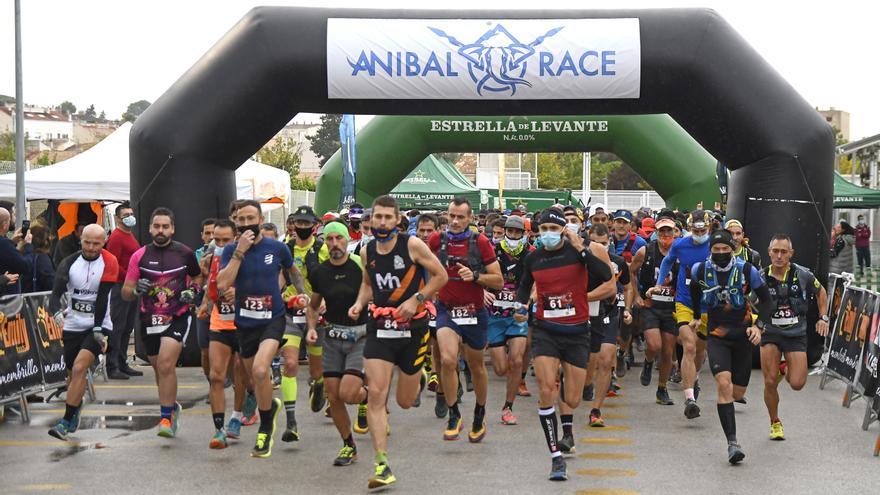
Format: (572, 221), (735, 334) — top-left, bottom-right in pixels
(473, 271), (481, 283)
(414, 292), (426, 303)
(820, 314), (830, 323)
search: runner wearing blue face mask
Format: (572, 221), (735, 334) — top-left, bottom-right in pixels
(655, 209), (712, 420)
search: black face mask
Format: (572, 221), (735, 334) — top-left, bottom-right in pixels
(237, 224), (260, 238)
(711, 252), (733, 268)
(350, 220), (361, 230)
(295, 226), (313, 241)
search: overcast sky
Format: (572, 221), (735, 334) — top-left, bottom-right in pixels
(1, 0), (876, 139)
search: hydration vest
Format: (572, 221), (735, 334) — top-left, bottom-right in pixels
(638, 240), (679, 297)
(286, 237), (325, 276)
(614, 232), (638, 263)
(762, 264), (809, 316)
(437, 231), (485, 280)
(698, 259), (748, 310)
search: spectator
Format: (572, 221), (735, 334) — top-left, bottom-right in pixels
(260, 222), (279, 240)
(194, 218), (216, 262)
(0, 207), (28, 295)
(105, 202), (142, 379)
(53, 222), (87, 266)
(19, 223), (55, 293)
(829, 220), (855, 275)
(855, 214), (872, 275)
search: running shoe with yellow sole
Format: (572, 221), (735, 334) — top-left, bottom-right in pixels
(354, 403), (369, 434)
(251, 398), (282, 458)
(468, 421), (486, 443)
(333, 445), (357, 466)
(368, 462), (396, 489)
(444, 416), (463, 441)
(769, 420), (785, 441)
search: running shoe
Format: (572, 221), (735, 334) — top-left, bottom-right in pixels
(727, 442), (745, 464)
(427, 373), (439, 393)
(243, 391), (257, 419)
(209, 429), (228, 449)
(309, 379), (326, 413)
(778, 361), (788, 383)
(684, 398), (701, 419)
(735, 396), (748, 405)
(226, 418), (242, 439)
(670, 365), (682, 384)
(333, 445), (357, 466)
(582, 383), (594, 402)
(656, 388), (674, 406)
(769, 420), (785, 441)
(606, 387), (620, 398)
(68, 408), (82, 433)
(157, 418), (174, 438)
(616, 349), (627, 377)
(640, 360), (654, 386)
(558, 434), (576, 455)
(435, 394), (449, 419)
(549, 456), (568, 481)
(589, 408), (605, 427)
(251, 397), (281, 458)
(171, 402), (181, 436)
(281, 422), (300, 442)
(413, 369), (427, 408)
(48, 419), (71, 441)
(242, 413), (258, 426)
(444, 415), (463, 441)
(368, 462), (396, 489)
(354, 404), (369, 434)
(517, 379), (531, 397)
(501, 406), (517, 425)
(468, 419), (486, 443)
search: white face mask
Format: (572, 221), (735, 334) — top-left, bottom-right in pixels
(504, 236), (524, 250)
(121, 216), (136, 228)
(565, 223), (580, 234)
(361, 234), (374, 244)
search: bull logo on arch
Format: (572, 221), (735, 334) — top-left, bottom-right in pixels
(429, 24), (563, 96)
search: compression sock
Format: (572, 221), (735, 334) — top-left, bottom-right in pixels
(503, 401), (514, 411)
(160, 405), (174, 421)
(213, 413), (225, 431)
(258, 407), (274, 434)
(375, 451), (388, 465)
(449, 402), (461, 419)
(539, 406), (560, 457)
(63, 403), (79, 422)
(281, 375), (297, 428)
(685, 388), (695, 400)
(343, 434), (355, 448)
(560, 414), (574, 438)
(717, 402), (737, 443)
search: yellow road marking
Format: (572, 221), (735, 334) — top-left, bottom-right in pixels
(603, 413), (630, 420)
(576, 489), (640, 495)
(598, 403), (625, 409)
(579, 438), (633, 445)
(576, 468), (637, 477)
(31, 408), (211, 416)
(93, 384), (202, 389)
(0, 440), (79, 447)
(578, 453), (635, 460)
(18, 484), (73, 491)
(585, 425), (631, 431)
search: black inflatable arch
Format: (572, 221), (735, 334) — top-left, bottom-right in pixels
(130, 7), (834, 277)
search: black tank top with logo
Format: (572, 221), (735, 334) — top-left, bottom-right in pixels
(366, 233), (425, 309)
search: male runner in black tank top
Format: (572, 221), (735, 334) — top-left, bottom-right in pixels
(348, 195), (448, 490)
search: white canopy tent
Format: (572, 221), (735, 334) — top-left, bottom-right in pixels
(0, 122), (290, 205)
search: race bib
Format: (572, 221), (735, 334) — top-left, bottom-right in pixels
(616, 292), (626, 308)
(289, 307), (307, 325)
(651, 286), (675, 303)
(542, 293), (576, 319)
(241, 295), (272, 320)
(219, 302), (236, 321)
(327, 324), (366, 342)
(771, 305), (799, 326)
(493, 289), (517, 309)
(450, 304), (478, 326)
(375, 314), (411, 339)
(685, 277), (692, 287)
(146, 314), (172, 335)
(588, 300), (600, 316)
(71, 298), (95, 314)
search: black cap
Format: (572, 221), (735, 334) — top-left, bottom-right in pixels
(539, 207), (566, 227)
(291, 205), (318, 224)
(710, 229), (735, 249)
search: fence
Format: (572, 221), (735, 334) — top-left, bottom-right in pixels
(573, 190), (666, 211)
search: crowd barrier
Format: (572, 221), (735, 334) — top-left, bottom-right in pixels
(815, 274), (880, 455)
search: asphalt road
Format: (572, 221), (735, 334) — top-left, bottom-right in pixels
(1, 353), (878, 495)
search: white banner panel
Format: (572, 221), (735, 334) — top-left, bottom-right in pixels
(327, 18), (641, 100)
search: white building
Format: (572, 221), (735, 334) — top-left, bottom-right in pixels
(0, 105), (75, 151)
(273, 122), (323, 178)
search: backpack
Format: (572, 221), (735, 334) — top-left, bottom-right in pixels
(437, 231), (485, 280)
(698, 259), (748, 310)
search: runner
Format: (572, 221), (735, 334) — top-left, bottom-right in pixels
(428, 197), (504, 444)
(514, 207), (613, 481)
(583, 223), (632, 429)
(217, 200), (306, 458)
(348, 194), (447, 489)
(198, 219), (248, 449)
(47, 225), (118, 440)
(485, 215), (533, 426)
(725, 219), (763, 269)
(609, 209), (645, 375)
(656, 209), (712, 419)
(630, 211), (679, 405)
(304, 221), (368, 466)
(689, 229), (773, 464)
(413, 213), (446, 414)
(759, 234), (829, 440)
(122, 207), (202, 439)
(280, 205), (329, 442)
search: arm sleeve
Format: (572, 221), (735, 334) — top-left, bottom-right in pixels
(516, 253), (535, 304)
(48, 255), (73, 314)
(657, 243), (676, 283)
(583, 247), (612, 283)
(689, 264), (703, 318)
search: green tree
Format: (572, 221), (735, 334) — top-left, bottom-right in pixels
(437, 152), (465, 165)
(0, 94), (14, 105)
(307, 114), (342, 167)
(291, 175), (316, 191)
(36, 151), (57, 166)
(536, 153), (583, 190)
(58, 101), (76, 116)
(83, 104), (97, 120)
(255, 136), (315, 190)
(122, 100), (151, 123)
(0, 132), (14, 161)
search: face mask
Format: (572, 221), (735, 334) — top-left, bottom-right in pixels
(658, 236), (674, 251)
(214, 244), (225, 256)
(237, 224), (260, 238)
(350, 220), (361, 230)
(692, 233), (709, 244)
(295, 226), (313, 241)
(540, 231), (562, 250)
(859, 219), (865, 225)
(361, 234), (374, 244)
(447, 229), (471, 242)
(373, 226), (398, 242)
(565, 223), (580, 234)
(504, 236), (524, 250)
(492, 237), (501, 246)
(711, 252), (733, 268)
(122, 216), (136, 228)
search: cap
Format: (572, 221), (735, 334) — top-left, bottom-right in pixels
(292, 205), (319, 224)
(349, 204), (365, 220)
(655, 217), (676, 230)
(641, 217), (655, 231)
(563, 205), (577, 214)
(724, 219), (743, 230)
(656, 208), (676, 221)
(689, 209), (709, 229)
(539, 208), (566, 227)
(362, 208), (372, 220)
(321, 211), (340, 223)
(504, 215), (526, 231)
(589, 203), (606, 218)
(710, 229), (735, 249)
(612, 210), (634, 223)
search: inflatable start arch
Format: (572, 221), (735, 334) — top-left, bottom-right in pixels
(130, 7), (834, 277)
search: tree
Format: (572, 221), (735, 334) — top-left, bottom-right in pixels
(291, 175), (316, 191)
(536, 153), (583, 190)
(437, 152), (465, 165)
(255, 136), (314, 190)
(0, 132), (14, 161)
(98, 110), (107, 122)
(36, 151), (57, 166)
(122, 100), (151, 123)
(307, 114), (342, 166)
(58, 101), (76, 116)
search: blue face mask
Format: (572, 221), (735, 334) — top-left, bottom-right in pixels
(447, 229), (472, 242)
(692, 233), (709, 244)
(373, 226), (398, 242)
(540, 231), (562, 249)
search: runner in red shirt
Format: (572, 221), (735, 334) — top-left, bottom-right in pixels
(427, 197), (503, 444)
